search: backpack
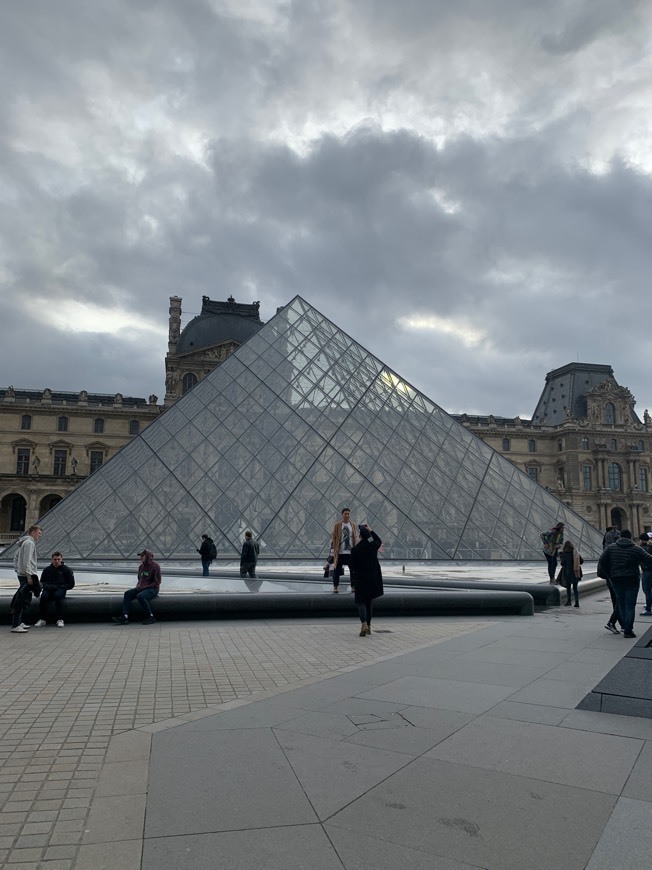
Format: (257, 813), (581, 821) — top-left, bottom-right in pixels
(207, 542), (217, 560)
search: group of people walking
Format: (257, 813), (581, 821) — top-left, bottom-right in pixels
(541, 520), (652, 637)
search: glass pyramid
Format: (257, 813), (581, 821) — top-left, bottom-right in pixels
(26, 296), (604, 561)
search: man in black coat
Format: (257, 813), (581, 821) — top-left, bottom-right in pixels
(34, 551), (75, 627)
(349, 523), (383, 637)
(597, 530), (652, 638)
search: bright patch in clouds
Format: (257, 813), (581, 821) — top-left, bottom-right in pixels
(37, 300), (167, 338)
(398, 315), (486, 347)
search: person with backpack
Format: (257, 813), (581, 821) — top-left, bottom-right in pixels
(198, 534), (217, 577)
(541, 522), (564, 582)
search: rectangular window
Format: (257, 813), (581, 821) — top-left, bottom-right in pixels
(53, 449), (67, 476)
(527, 466), (538, 482)
(16, 448), (30, 475)
(94, 418), (104, 434)
(582, 465), (592, 491)
(640, 468), (649, 493)
(90, 450), (104, 474)
(129, 420), (139, 436)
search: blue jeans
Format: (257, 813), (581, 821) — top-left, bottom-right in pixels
(357, 599), (373, 624)
(610, 577), (640, 634)
(122, 588), (158, 619)
(11, 582), (29, 628)
(544, 552), (557, 581)
(40, 588), (67, 620)
(201, 559), (210, 577)
(641, 571), (652, 612)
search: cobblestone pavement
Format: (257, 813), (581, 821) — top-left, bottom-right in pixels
(0, 617), (485, 868)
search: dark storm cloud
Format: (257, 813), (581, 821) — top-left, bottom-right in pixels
(1, 0), (651, 416)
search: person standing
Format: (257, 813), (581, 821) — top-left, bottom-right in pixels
(349, 523), (383, 636)
(597, 530), (652, 638)
(602, 526), (620, 548)
(112, 549), (161, 626)
(34, 552), (75, 627)
(198, 534), (216, 577)
(10, 525), (42, 632)
(240, 531), (260, 578)
(541, 522), (564, 582)
(638, 533), (652, 617)
(13, 525), (42, 587)
(559, 540), (582, 607)
(331, 508), (358, 592)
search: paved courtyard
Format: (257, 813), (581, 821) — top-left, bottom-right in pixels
(1, 588), (651, 869)
(0, 614), (480, 868)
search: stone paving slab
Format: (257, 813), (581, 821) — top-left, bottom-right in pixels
(586, 796), (652, 870)
(327, 757), (618, 870)
(426, 714), (643, 793)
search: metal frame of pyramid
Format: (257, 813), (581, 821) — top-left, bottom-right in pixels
(8, 296), (604, 562)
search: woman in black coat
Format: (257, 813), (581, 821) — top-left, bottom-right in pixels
(349, 524), (383, 636)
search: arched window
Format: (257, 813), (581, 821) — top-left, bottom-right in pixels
(640, 468), (649, 493)
(58, 416), (68, 432)
(581, 437), (589, 450)
(21, 414), (31, 430)
(528, 439), (536, 453)
(502, 438), (510, 451)
(94, 418), (105, 434)
(10, 495), (26, 532)
(182, 372), (198, 394)
(604, 402), (615, 424)
(608, 462), (622, 491)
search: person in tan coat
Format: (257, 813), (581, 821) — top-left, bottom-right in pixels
(330, 508), (357, 592)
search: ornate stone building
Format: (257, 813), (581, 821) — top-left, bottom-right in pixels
(1, 295), (264, 542)
(455, 363), (652, 534)
(0, 389), (161, 542)
(164, 295), (264, 405)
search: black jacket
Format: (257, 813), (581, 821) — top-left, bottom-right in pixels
(40, 563), (75, 591)
(597, 538), (652, 580)
(349, 532), (384, 603)
(240, 539), (259, 565)
(198, 538), (215, 560)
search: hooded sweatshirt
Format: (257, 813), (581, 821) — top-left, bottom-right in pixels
(136, 550), (162, 590)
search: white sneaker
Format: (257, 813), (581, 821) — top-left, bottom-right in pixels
(11, 625), (29, 633)
(56, 620), (64, 627)
(34, 619), (47, 627)
(19, 623), (31, 630)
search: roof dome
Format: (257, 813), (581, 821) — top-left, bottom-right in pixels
(176, 297), (264, 355)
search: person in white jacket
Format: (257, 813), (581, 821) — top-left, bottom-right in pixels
(11, 525), (41, 633)
(13, 526), (42, 583)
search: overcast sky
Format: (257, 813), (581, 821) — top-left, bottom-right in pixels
(2, 0), (651, 417)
